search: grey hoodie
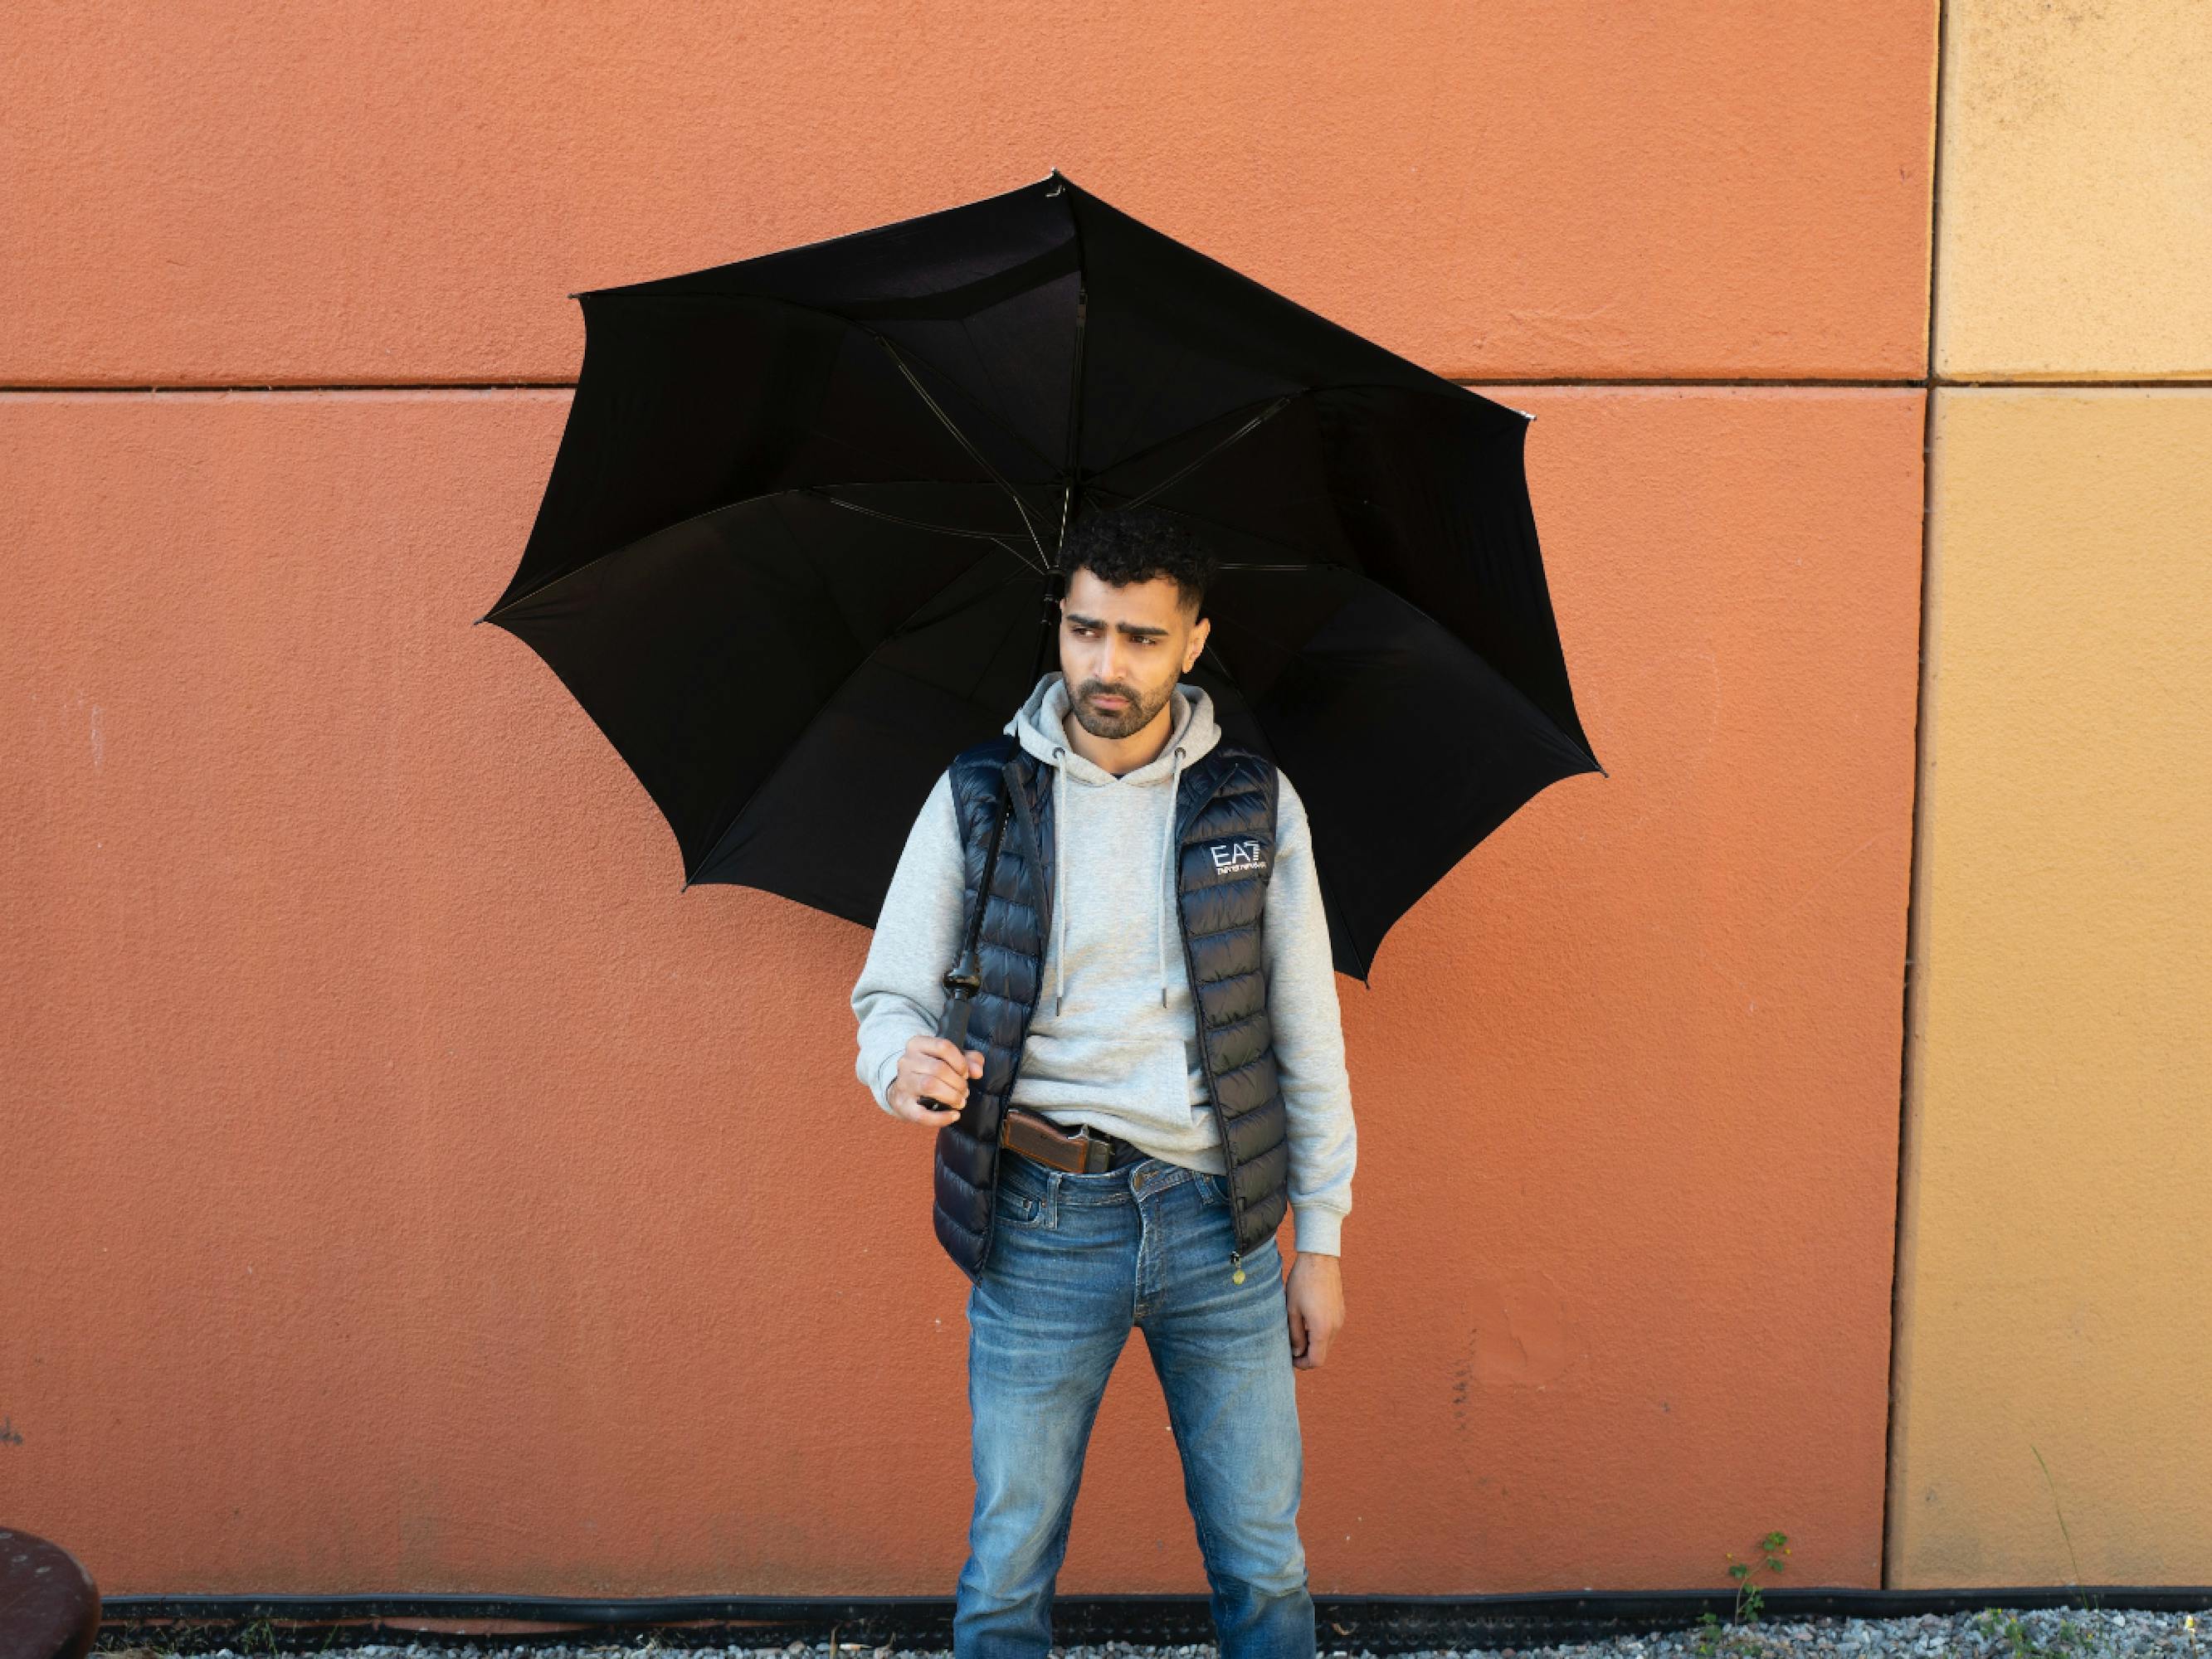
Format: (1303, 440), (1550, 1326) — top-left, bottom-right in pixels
(850, 670), (1355, 1255)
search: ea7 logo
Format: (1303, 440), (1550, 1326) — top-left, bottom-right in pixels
(1206, 838), (1269, 875)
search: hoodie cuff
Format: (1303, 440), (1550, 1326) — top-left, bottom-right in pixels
(873, 1052), (904, 1117)
(1293, 1205), (1346, 1258)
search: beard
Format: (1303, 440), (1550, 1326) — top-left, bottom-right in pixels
(1069, 674), (1172, 740)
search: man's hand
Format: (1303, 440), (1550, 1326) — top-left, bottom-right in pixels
(886, 1034), (985, 1126)
(1286, 1252), (1344, 1369)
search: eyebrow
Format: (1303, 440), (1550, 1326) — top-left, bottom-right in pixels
(1064, 611), (1172, 640)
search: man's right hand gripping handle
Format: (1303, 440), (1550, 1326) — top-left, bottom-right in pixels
(886, 1033), (986, 1126)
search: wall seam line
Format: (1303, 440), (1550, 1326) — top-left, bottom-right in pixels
(1884, 0), (1954, 1596)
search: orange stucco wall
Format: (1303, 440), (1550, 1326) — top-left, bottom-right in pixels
(1886, 0), (2212, 1588)
(1892, 392), (2212, 1586)
(6, 0), (2202, 1605)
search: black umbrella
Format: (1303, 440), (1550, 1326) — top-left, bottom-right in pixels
(478, 168), (1604, 985)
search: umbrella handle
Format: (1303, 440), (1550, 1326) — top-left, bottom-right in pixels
(920, 571), (1060, 1118)
(919, 789), (1013, 1117)
(919, 994), (980, 1117)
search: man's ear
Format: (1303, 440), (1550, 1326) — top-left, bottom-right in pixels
(1185, 614), (1211, 672)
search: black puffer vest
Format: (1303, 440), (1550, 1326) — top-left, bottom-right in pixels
(931, 729), (1287, 1284)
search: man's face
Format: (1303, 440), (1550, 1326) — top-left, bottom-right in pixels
(1058, 564), (1211, 740)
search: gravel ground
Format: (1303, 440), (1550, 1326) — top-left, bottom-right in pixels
(95, 1609), (2212, 1659)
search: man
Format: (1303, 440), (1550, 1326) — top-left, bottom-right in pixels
(849, 505), (1356, 1659)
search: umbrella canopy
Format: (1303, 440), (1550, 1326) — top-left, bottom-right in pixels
(480, 168), (1603, 985)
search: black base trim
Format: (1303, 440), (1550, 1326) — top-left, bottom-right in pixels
(94, 1587), (2212, 1652)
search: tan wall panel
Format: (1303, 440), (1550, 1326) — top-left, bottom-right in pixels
(1936, 2), (2212, 378)
(0, 386), (1922, 1592)
(0, 0), (1934, 385)
(1894, 389), (2212, 1584)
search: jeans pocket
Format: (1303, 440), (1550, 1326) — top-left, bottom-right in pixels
(994, 1182), (1046, 1229)
(1194, 1171), (1229, 1209)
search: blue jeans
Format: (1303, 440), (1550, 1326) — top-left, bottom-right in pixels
(953, 1151), (1314, 1659)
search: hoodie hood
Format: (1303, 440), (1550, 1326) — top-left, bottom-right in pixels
(1002, 671), (1224, 1013)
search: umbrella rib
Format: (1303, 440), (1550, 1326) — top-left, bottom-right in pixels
(957, 313), (1029, 491)
(958, 569), (1057, 709)
(1057, 285), (1089, 555)
(1110, 394), (1297, 516)
(1089, 390), (1289, 478)
(1056, 193), (1090, 556)
(865, 327), (1056, 574)
(805, 486), (1033, 560)
(480, 480), (1043, 621)
(1079, 489), (1344, 577)
(1088, 378), (1522, 485)
(685, 553), (1035, 888)
(1096, 490), (1604, 776)
(591, 286), (1065, 477)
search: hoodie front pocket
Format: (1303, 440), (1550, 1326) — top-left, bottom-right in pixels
(1015, 1034), (1192, 1107)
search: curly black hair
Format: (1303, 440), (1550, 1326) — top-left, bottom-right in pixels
(1056, 504), (1220, 620)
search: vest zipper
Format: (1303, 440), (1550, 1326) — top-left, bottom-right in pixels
(1178, 906), (1248, 1285)
(977, 756), (1049, 1266)
(1166, 766), (1250, 1285)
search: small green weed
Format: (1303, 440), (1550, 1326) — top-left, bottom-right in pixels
(1936, 1443), (2143, 1659)
(1970, 1605), (2108, 1658)
(1691, 1529), (1789, 1659)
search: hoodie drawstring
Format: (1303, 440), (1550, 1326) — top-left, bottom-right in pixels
(1051, 747), (1067, 1014)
